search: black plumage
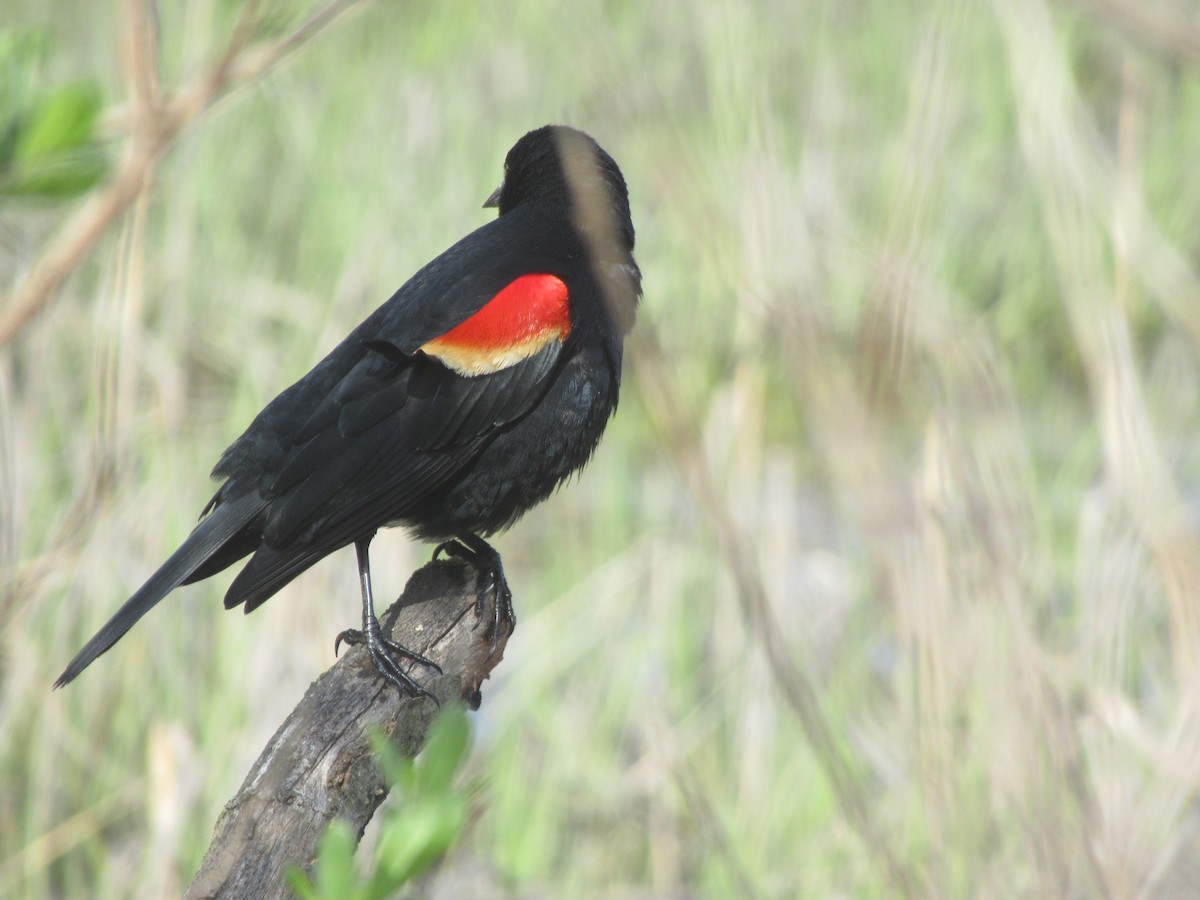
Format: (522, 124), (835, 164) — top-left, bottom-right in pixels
(56, 125), (640, 696)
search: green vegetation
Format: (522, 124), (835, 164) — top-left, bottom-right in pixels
(287, 708), (472, 900)
(4, 0), (1200, 896)
(0, 29), (107, 201)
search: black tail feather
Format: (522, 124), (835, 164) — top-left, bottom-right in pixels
(54, 494), (264, 687)
(224, 543), (327, 614)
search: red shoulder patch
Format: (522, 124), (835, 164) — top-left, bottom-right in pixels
(420, 274), (570, 376)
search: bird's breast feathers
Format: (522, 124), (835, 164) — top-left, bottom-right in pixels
(419, 274), (570, 376)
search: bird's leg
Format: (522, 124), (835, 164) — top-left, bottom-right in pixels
(433, 533), (515, 651)
(335, 535), (441, 703)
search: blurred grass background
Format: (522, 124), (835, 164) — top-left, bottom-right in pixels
(5, 0), (1200, 896)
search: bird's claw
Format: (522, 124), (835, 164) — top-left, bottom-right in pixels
(431, 534), (516, 652)
(336, 623), (443, 704)
(475, 569), (515, 654)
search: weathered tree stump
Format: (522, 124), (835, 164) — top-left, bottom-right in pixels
(184, 557), (509, 899)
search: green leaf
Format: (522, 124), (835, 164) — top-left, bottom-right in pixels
(414, 706), (470, 793)
(14, 81), (101, 161)
(314, 821), (360, 899)
(0, 72), (107, 200)
(373, 797), (466, 886)
(367, 728), (416, 794)
(286, 820), (361, 900)
(0, 147), (106, 199)
(356, 707), (472, 892)
(293, 710), (473, 899)
(283, 865), (319, 900)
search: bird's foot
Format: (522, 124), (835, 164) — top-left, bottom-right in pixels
(433, 533), (515, 652)
(335, 619), (443, 704)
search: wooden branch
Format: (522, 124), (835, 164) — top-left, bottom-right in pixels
(183, 557), (509, 900)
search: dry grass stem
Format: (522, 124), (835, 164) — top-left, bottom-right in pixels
(0, 0), (363, 347)
(630, 329), (927, 898)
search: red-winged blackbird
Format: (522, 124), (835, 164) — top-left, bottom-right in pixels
(55, 125), (640, 700)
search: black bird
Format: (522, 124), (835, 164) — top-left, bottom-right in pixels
(55, 125), (640, 699)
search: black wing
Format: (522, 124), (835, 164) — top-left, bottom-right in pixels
(210, 210), (575, 610)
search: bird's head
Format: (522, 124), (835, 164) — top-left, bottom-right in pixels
(484, 125), (636, 260)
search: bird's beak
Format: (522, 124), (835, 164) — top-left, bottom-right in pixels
(483, 183), (503, 209)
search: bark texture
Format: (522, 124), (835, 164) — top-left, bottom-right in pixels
(184, 557), (508, 899)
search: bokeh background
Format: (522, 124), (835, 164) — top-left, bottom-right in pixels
(5, 0), (1200, 896)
